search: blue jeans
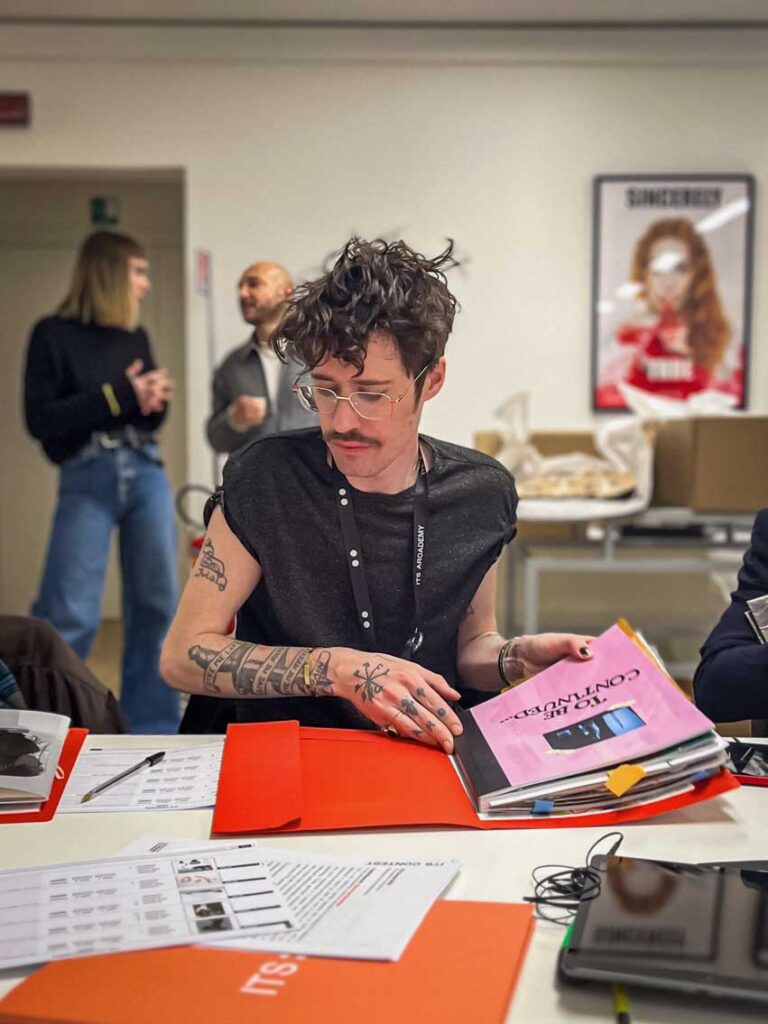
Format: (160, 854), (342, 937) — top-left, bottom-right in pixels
(32, 440), (180, 733)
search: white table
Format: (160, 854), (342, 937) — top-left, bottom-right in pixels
(1, 734), (766, 1024)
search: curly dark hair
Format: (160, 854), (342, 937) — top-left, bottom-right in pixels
(275, 238), (458, 388)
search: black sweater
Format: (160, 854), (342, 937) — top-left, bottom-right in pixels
(24, 316), (168, 464)
(694, 509), (768, 722)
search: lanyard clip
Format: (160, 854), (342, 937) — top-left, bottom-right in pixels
(402, 628), (424, 659)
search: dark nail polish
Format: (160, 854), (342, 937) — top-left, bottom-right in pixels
(580, 646), (592, 657)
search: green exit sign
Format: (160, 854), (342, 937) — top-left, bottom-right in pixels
(90, 195), (120, 226)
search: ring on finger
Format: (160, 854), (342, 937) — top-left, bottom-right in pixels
(383, 709), (405, 737)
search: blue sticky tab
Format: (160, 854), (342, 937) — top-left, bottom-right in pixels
(532, 800), (555, 814)
(692, 768), (717, 783)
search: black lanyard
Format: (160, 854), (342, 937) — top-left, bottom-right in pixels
(331, 450), (429, 661)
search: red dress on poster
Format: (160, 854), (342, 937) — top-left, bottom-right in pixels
(596, 302), (741, 408)
(618, 306), (711, 401)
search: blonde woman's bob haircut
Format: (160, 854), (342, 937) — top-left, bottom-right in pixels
(57, 230), (146, 331)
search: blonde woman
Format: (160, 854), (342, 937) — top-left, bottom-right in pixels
(24, 230), (180, 733)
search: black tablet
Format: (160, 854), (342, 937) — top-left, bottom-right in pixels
(559, 855), (768, 1004)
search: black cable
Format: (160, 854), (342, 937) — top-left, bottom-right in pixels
(524, 831), (624, 925)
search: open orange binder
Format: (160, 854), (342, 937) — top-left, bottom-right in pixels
(211, 721), (738, 835)
(0, 728), (87, 825)
(0, 900), (534, 1024)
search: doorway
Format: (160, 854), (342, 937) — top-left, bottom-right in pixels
(0, 168), (187, 689)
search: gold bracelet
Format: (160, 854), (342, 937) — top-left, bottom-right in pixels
(102, 382), (121, 417)
(302, 648), (317, 696)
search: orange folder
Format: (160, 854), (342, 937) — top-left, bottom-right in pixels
(0, 900), (534, 1024)
(211, 721), (739, 836)
(0, 728), (87, 825)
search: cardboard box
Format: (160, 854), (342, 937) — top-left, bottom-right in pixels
(653, 416), (768, 512)
(471, 430), (598, 460)
(529, 430), (598, 458)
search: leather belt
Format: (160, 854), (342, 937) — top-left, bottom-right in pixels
(94, 426), (156, 450)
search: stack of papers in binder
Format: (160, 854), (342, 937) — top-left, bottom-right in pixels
(0, 710), (70, 813)
(452, 622), (728, 818)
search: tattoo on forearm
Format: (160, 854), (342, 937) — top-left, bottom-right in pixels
(353, 661), (389, 702)
(259, 646), (306, 695)
(192, 538), (228, 591)
(309, 650), (334, 697)
(187, 641), (316, 697)
(188, 640), (245, 694)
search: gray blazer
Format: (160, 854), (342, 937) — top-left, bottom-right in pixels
(206, 339), (316, 454)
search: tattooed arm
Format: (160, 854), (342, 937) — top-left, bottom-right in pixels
(456, 563), (594, 690)
(160, 508), (463, 752)
(161, 507), (333, 700)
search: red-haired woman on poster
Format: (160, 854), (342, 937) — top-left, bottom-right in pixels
(596, 217), (741, 408)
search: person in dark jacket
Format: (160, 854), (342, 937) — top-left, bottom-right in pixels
(0, 615), (126, 732)
(694, 508), (768, 723)
(206, 261), (315, 454)
(23, 230), (179, 734)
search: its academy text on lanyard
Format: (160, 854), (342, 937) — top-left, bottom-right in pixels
(330, 448), (428, 661)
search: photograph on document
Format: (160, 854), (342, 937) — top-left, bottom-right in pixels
(0, 709), (69, 804)
(196, 917), (234, 933)
(174, 857), (216, 872)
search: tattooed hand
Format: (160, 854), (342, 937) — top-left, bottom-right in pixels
(330, 648), (463, 753)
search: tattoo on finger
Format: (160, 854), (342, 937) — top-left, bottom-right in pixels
(401, 697), (420, 718)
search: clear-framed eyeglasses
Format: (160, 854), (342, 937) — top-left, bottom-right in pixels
(292, 364), (430, 421)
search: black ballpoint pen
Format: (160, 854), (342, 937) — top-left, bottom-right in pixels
(80, 751), (165, 804)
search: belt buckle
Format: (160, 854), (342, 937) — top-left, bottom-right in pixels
(96, 432), (122, 449)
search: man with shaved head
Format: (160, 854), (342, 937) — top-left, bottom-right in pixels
(206, 261), (315, 453)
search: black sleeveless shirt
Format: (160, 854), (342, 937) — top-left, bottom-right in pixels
(218, 428), (517, 729)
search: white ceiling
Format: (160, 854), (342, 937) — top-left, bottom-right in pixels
(2, 0), (768, 23)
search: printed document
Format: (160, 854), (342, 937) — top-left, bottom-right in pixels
(122, 836), (461, 961)
(59, 742), (224, 812)
(0, 842), (296, 969)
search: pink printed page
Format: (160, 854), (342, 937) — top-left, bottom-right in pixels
(469, 625), (713, 791)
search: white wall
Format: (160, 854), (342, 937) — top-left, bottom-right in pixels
(0, 24), (766, 490)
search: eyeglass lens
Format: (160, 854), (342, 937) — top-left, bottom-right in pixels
(297, 386), (391, 420)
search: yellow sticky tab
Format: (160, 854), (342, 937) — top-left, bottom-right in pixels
(606, 763), (646, 797)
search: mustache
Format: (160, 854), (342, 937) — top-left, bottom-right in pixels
(324, 430), (381, 448)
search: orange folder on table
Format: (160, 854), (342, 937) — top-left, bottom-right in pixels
(211, 721), (738, 836)
(0, 728), (87, 825)
(0, 900), (534, 1024)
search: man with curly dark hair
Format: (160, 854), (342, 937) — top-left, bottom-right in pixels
(162, 239), (593, 747)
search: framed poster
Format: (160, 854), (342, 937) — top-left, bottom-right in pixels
(591, 174), (755, 411)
